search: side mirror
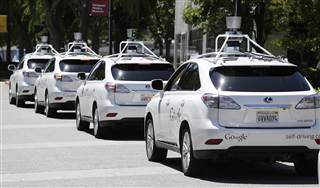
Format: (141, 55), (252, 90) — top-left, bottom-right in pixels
(151, 79), (163, 90)
(8, 64), (16, 72)
(77, 72), (86, 80)
(34, 67), (42, 73)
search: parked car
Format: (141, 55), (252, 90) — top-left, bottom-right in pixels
(144, 30), (320, 176)
(8, 42), (59, 107)
(34, 39), (101, 117)
(75, 41), (174, 138)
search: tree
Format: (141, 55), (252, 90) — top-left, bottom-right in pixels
(183, 0), (273, 46)
(148, 0), (175, 60)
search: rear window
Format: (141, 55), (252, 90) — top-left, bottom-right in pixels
(111, 64), (174, 81)
(59, 59), (98, 73)
(210, 66), (310, 92)
(27, 59), (50, 70)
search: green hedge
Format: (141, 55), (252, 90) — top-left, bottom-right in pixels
(302, 67), (319, 88)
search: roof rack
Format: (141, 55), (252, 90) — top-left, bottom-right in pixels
(63, 41), (100, 57)
(107, 41), (164, 62)
(32, 43), (59, 56)
(195, 17), (287, 63)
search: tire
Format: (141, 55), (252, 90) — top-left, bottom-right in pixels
(34, 89), (43, 113)
(76, 102), (89, 131)
(180, 128), (201, 177)
(44, 93), (56, 117)
(93, 106), (104, 138)
(9, 85), (16, 105)
(145, 118), (167, 162)
(15, 86), (24, 107)
(294, 156), (317, 176)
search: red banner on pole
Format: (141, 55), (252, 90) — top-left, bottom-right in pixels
(90, 0), (109, 16)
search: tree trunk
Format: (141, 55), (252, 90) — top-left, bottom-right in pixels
(91, 18), (101, 54)
(43, 0), (65, 50)
(165, 39), (171, 60)
(80, 0), (89, 42)
(255, 1), (266, 46)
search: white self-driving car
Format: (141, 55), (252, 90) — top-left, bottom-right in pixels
(8, 38), (59, 107)
(144, 18), (320, 176)
(34, 38), (101, 117)
(75, 41), (174, 138)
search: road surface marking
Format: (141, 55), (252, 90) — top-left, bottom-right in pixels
(1, 124), (74, 129)
(2, 140), (144, 150)
(2, 166), (180, 182)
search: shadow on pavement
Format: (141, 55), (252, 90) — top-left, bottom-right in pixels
(52, 112), (76, 119)
(82, 124), (144, 141)
(161, 158), (318, 185)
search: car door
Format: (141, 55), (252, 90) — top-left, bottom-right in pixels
(167, 63), (201, 145)
(38, 58), (55, 102)
(81, 61), (105, 118)
(12, 60), (24, 95)
(157, 63), (189, 144)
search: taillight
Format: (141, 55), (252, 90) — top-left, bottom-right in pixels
(54, 73), (73, 82)
(202, 94), (241, 110)
(295, 95), (320, 109)
(23, 71), (38, 78)
(105, 82), (130, 93)
(219, 96), (241, 110)
(202, 93), (218, 108)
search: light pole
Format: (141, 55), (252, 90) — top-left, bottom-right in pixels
(108, 0), (112, 55)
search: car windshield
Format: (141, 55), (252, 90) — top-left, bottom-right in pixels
(59, 59), (98, 73)
(210, 66), (310, 92)
(27, 59), (50, 70)
(111, 63), (174, 81)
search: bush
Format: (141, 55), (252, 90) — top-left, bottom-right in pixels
(302, 67), (320, 87)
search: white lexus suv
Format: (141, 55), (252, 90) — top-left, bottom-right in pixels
(144, 19), (320, 177)
(34, 38), (101, 117)
(75, 41), (174, 138)
(8, 39), (59, 107)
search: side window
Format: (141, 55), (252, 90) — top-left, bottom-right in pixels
(179, 63), (201, 91)
(165, 63), (189, 91)
(17, 60), (24, 70)
(88, 62), (105, 81)
(45, 58), (55, 73)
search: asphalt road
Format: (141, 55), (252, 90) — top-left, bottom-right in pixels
(0, 82), (318, 187)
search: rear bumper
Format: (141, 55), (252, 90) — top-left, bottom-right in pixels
(50, 101), (75, 110)
(49, 91), (76, 105)
(193, 147), (319, 161)
(17, 85), (35, 97)
(98, 104), (146, 122)
(99, 118), (144, 127)
(190, 119), (320, 152)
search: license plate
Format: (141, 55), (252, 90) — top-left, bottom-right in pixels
(256, 111), (279, 123)
(140, 93), (154, 102)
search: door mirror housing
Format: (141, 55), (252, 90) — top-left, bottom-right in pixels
(34, 67), (42, 73)
(8, 64), (16, 72)
(77, 72), (86, 80)
(151, 79), (163, 90)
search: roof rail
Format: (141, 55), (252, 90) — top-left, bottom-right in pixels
(63, 41), (100, 57)
(108, 41), (164, 62)
(32, 43), (59, 56)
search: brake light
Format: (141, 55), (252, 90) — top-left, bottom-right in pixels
(105, 82), (130, 93)
(315, 139), (320, 145)
(54, 73), (73, 82)
(205, 139), (223, 145)
(54, 73), (62, 81)
(219, 96), (241, 110)
(202, 93), (218, 108)
(295, 95), (320, 109)
(23, 71), (38, 78)
(202, 94), (241, 110)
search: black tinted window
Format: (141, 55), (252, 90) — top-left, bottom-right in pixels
(210, 66), (310, 92)
(179, 63), (201, 91)
(88, 62), (105, 81)
(111, 64), (174, 81)
(59, 59), (98, 73)
(165, 63), (189, 91)
(27, 59), (50, 70)
(45, 59), (55, 73)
